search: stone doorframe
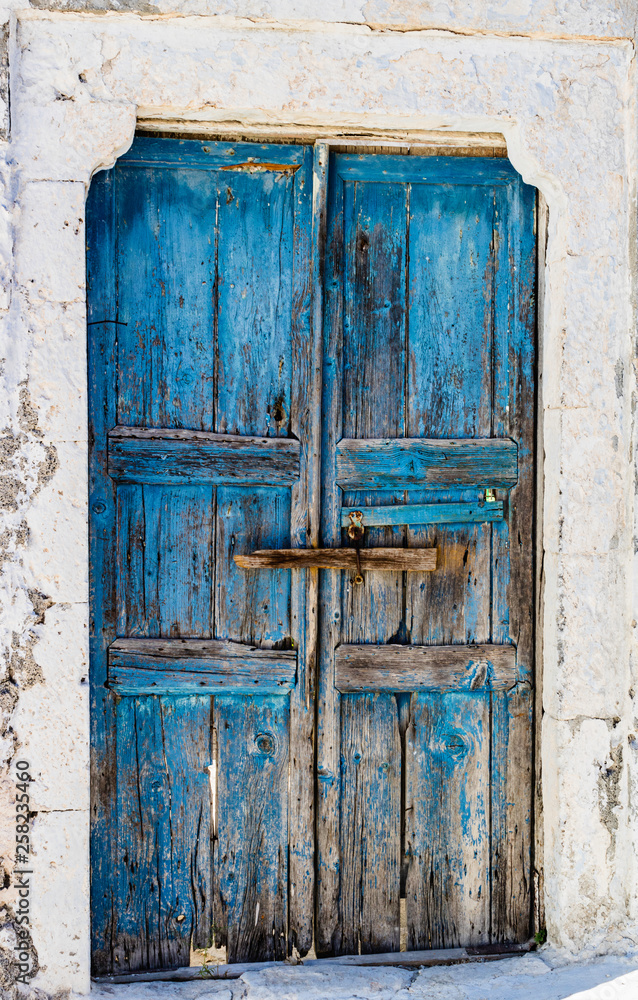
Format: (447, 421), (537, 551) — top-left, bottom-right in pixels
(3, 12), (637, 994)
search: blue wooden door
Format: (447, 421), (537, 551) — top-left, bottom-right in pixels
(88, 138), (315, 973)
(316, 153), (535, 955)
(88, 140), (535, 974)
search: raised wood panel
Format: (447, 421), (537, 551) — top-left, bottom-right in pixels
(339, 694), (401, 954)
(335, 438), (518, 490)
(405, 693), (490, 949)
(216, 168), (295, 437)
(335, 643), (516, 692)
(113, 695), (212, 971)
(108, 427), (300, 486)
(214, 695), (290, 963)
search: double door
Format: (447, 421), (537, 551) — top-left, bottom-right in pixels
(88, 137), (536, 974)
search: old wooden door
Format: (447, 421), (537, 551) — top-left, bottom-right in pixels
(315, 153), (535, 955)
(88, 138), (535, 975)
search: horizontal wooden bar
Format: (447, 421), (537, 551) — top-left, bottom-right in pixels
(335, 643), (517, 692)
(234, 547), (437, 571)
(107, 426), (300, 486)
(93, 942), (533, 983)
(340, 501), (504, 528)
(120, 137), (305, 169)
(107, 638), (296, 694)
(336, 438), (517, 490)
(334, 153), (519, 185)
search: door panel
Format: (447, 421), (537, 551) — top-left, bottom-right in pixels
(89, 140), (535, 973)
(88, 139), (314, 974)
(316, 153), (535, 955)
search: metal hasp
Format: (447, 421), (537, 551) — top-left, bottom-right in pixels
(347, 510), (365, 585)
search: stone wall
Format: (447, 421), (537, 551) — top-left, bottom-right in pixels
(0, 4), (637, 997)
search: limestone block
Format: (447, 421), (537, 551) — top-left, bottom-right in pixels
(542, 552), (626, 720)
(12, 601), (89, 812)
(16, 0), (636, 41)
(555, 408), (628, 557)
(549, 256), (629, 413)
(29, 808), (90, 995)
(24, 439), (88, 604)
(26, 299), (88, 442)
(543, 715), (624, 954)
(15, 181), (86, 303)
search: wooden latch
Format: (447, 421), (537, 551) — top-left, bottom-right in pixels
(234, 547), (437, 572)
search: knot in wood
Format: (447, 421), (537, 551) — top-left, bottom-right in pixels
(254, 731), (277, 757)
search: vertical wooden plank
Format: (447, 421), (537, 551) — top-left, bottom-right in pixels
(341, 177), (407, 645)
(288, 144), (320, 957)
(115, 165), (216, 430)
(317, 166), (407, 953)
(216, 170), (294, 437)
(87, 168), (119, 975)
(316, 154), (344, 955)
(114, 696), (213, 971)
(116, 484), (153, 637)
(211, 152), (302, 963)
(340, 694), (401, 954)
(489, 177), (536, 942)
(404, 178), (496, 948)
(490, 686), (533, 943)
(214, 695), (289, 963)
(405, 692), (490, 949)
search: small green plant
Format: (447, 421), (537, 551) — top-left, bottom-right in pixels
(534, 927), (547, 945)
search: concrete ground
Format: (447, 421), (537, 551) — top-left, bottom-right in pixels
(85, 954), (638, 1000)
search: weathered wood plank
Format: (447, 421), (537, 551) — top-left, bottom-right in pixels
(113, 696), (212, 971)
(107, 665), (295, 695)
(336, 438), (517, 490)
(87, 167), (119, 976)
(336, 175), (407, 955)
(108, 427), (300, 485)
(489, 179), (535, 941)
(234, 547), (436, 571)
(405, 693), (490, 950)
(491, 686), (533, 942)
(110, 637), (296, 662)
(402, 176), (498, 951)
(339, 694), (401, 955)
(120, 136), (305, 170)
(214, 695), (289, 963)
(334, 154), (519, 185)
(335, 643), (516, 692)
(316, 150), (345, 956)
(340, 501), (504, 527)
(286, 142), (322, 957)
(108, 638), (297, 694)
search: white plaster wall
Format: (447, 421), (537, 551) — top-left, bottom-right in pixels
(0, 7), (636, 996)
